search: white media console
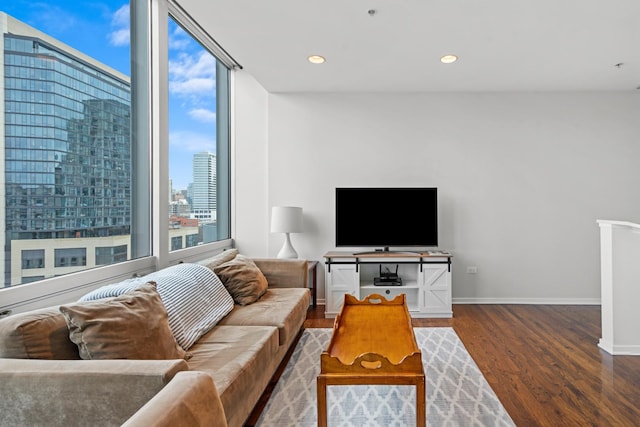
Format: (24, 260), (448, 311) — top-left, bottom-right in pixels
(323, 251), (453, 318)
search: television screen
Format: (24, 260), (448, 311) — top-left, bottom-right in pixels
(335, 187), (438, 249)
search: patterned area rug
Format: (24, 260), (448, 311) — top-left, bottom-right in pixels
(257, 328), (514, 426)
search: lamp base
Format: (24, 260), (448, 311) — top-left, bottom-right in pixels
(277, 233), (298, 259)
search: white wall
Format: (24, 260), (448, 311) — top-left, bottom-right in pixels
(259, 92), (640, 304)
(232, 71), (270, 256)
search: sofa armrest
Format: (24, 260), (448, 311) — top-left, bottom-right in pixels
(0, 358), (188, 427)
(252, 258), (308, 289)
(122, 371), (227, 427)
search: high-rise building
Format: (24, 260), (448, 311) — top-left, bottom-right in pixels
(1, 13), (131, 286)
(191, 151), (216, 223)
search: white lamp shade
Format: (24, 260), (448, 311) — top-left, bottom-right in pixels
(270, 206), (303, 233)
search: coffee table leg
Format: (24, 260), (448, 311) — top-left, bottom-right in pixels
(416, 375), (426, 427)
(317, 376), (327, 427)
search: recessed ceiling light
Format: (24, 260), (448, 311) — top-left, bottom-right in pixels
(308, 55), (326, 64)
(440, 54), (458, 64)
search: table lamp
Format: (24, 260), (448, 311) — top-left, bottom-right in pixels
(270, 206), (303, 259)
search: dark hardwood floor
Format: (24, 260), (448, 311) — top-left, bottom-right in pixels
(248, 304), (640, 426)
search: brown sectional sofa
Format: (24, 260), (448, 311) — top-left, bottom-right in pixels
(0, 256), (310, 427)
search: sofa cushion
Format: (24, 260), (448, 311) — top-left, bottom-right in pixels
(217, 288), (310, 347)
(79, 263), (234, 350)
(0, 307), (80, 360)
(212, 254), (268, 305)
(60, 283), (187, 360)
(186, 325), (279, 427)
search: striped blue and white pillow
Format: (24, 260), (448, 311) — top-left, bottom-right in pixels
(79, 263), (234, 350)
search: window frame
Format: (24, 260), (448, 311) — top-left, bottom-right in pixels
(160, 0), (234, 267)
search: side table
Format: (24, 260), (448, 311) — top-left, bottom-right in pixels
(307, 260), (318, 308)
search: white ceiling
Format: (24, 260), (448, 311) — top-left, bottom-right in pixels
(179, 0), (640, 93)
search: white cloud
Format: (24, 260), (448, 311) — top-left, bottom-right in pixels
(172, 25), (187, 37)
(169, 37), (191, 50)
(112, 4), (129, 26)
(169, 131), (216, 152)
(170, 78), (215, 95)
(108, 4), (130, 47)
(169, 51), (217, 96)
(170, 52), (216, 80)
(188, 109), (217, 123)
(169, 25), (191, 50)
(109, 29), (130, 47)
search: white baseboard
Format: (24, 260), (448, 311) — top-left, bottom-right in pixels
(319, 298), (600, 306)
(598, 339), (640, 356)
(452, 297), (601, 305)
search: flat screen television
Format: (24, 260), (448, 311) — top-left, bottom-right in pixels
(335, 187), (438, 250)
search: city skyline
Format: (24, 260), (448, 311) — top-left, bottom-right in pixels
(1, 1), (219, 190)
(1, 8), (222, 286)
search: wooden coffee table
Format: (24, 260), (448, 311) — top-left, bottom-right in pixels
(317, 293), (425, 427)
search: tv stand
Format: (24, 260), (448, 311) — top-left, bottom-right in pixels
(323, 251), (452, 319)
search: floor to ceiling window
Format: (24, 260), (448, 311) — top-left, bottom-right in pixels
(0, 0), (234, 311)
(167, 14), (231, 253)
(1, 2), (138, 288)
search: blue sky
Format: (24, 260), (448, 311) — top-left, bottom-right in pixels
(2, 1), (217, 191)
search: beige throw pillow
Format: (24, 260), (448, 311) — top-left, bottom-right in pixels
(0, 306), (80, 359)
(213, 254), (268, 305)
(59, 282), (187, 360)
(204, 248), (239, 271)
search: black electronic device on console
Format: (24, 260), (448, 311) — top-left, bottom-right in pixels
(374, 265), (402, 286)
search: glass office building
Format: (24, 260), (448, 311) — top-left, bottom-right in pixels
(1, 13), (131, 286)
(191, 151), (216, 219)
(192, 151), (216, 211)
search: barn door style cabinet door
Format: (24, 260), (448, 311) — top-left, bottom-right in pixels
(324, 263), (359, 315)
(419, 263), (452, 316)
